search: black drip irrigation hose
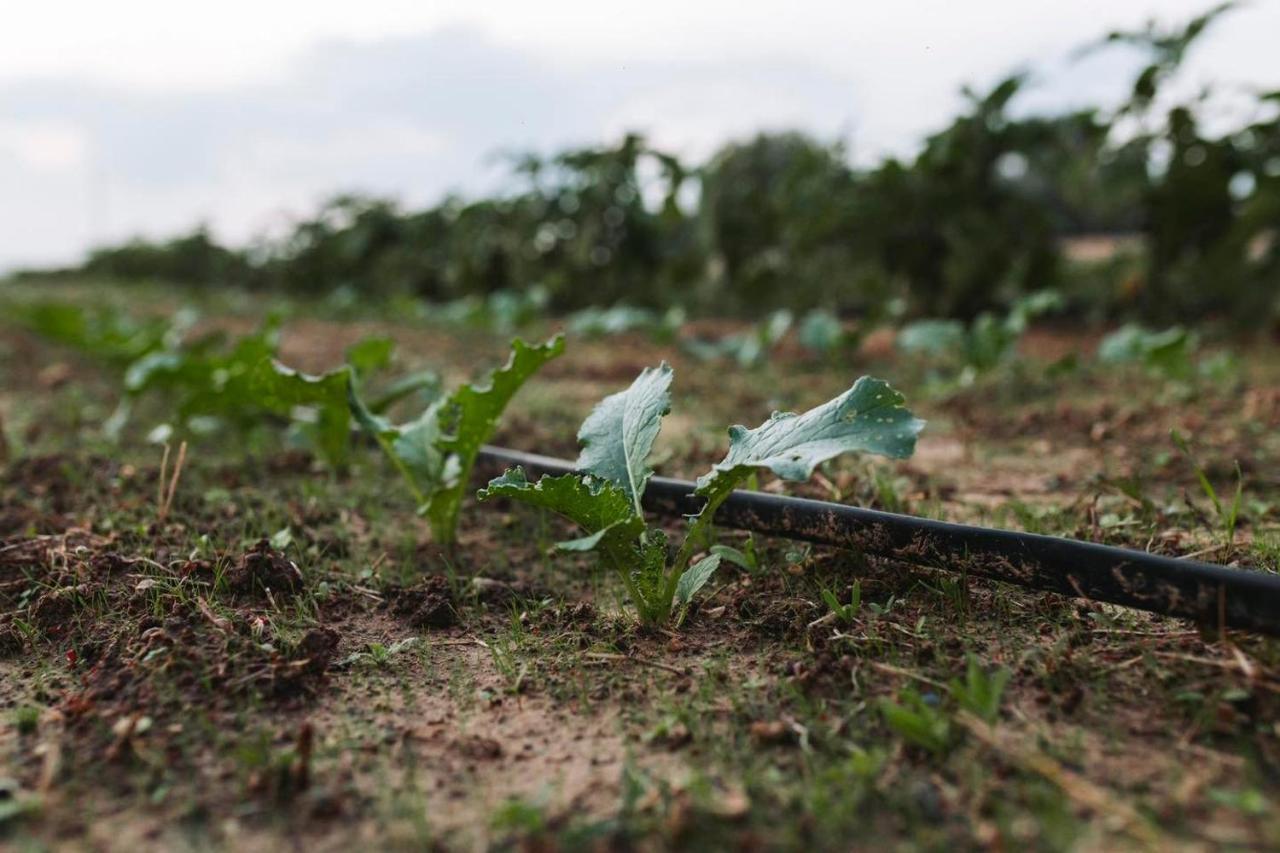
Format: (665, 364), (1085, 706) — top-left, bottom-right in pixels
(477, 445), (1280, 637)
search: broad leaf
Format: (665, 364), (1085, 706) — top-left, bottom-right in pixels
(345, 335), (395, 378)
(391, 401), (451, 499)
(477, 468), (645, 562)
(348, 378), (441, 506)
(1097, 324), (1195, 377)
(249, 360), (353, 468)
(897, 320), (966, 356)
(798, 309), (844, 355)
(575, 362), (672, 511)
(14, 301), (172, 366)
(674, 553), (722, 606)
(367, 370), (440, 414)
(694, 376), (924, 508)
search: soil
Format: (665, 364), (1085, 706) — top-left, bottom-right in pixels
(1, 284), (1279, 849)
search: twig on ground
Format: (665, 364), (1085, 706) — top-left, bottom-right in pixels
(157, 441), (188, 522)
(583, 651), (688, 676)
(867, 661), (948, 690)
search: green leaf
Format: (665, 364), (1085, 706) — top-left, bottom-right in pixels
(348, 378), (433, 506)
(556, 519), (630, 552)
(668, 376), (923, 589)
(798, 309), (844, 355)
(392, 400), (454, 499)
(709, 544), (753, 570)
(426, 335), (564, 541)
(674, 553), (721, 606)
(1098, 324), (1195, 378)
(477, 468), (645, 562)
(350, 375), (452, 502)
(13, 301), (172, 366)
(345, 335), (395, 378)
(695, 376), (924, 503)
(575, 362), (672, 512)
(949, 653), (1011, 724)
(879, 691), (952, 755)
(897, 320), (966, 356)
(248, 360), (352, 468)
(367, 370), (440, 414)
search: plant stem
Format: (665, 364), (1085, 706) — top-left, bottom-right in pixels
(664, 473), (745, 608)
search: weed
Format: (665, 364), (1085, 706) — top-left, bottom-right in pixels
(819, 580), (862, 625)
(14, 705), (40, 735)
(879, 689), (952, 756)
(949, 654), (1011, 723)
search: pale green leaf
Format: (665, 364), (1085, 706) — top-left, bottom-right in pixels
(477, 468), (645, 562)
(556, 519), (630, 552)
(248, 359), (352, 468)
(391, 399), (451, 494)
(575, 362), (672, 510)
(897, 320), (966, 356)
(345, 335), (395, 378)
(696, 376), (923, 501)
(709, 544), (753, 570)
(353, 336), (563, 543)
(675, 553), (722, 606)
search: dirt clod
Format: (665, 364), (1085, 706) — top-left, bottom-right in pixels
(294, 627), (340, 675)
(29, 583), (94, 631)
(386, 575), (458, 629)
(226, 540), (303, 596)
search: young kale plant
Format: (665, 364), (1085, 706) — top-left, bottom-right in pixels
(350, 335), (564, 545)
(478, 364), (923, 626)
(120, 315), (412, 468)
(897, 290), (1064, 378)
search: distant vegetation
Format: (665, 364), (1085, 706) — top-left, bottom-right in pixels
(13, 5), (1279, 328)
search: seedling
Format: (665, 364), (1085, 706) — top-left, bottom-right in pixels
(948, 653), (1011, 724)
(567, 304), (687, 343)
(897, 290), (1063, 378)
(683, 309), (794, 367)
(819, 580), (862, 625)
(351, 336), (564, 545)
(478, 365), (922, 626)
(1098, 324), (1196, 378)
(121, 315), (358, 467)
(878, 689), (952, 755)
(797, 308), (847, 356)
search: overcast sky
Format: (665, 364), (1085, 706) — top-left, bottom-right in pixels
(2, 0), (1277, 271)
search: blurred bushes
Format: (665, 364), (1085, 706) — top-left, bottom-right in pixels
(81, 227), (255, 286)
(16, 6), (1279, 328)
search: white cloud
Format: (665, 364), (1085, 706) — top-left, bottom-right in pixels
(0, 1), (1276, 271)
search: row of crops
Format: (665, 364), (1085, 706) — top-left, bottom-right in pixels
(2, 297), (1246, 627)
